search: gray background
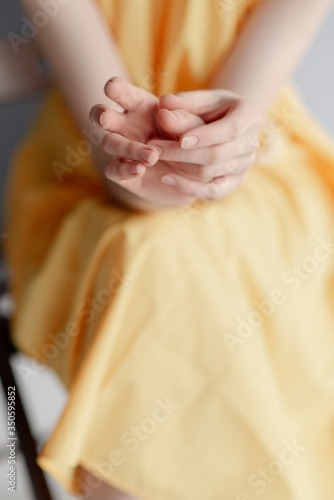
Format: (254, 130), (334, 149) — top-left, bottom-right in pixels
(0, 2), (44, 223)
(0, 2), (334, 499)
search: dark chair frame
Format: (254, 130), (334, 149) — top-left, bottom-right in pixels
(0, 36), (53, 500)
(0, 301), (53, 500)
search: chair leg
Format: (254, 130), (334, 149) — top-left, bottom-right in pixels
(0, 316), (54, 500)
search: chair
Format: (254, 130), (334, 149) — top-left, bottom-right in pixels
(0, 36), (53, 500)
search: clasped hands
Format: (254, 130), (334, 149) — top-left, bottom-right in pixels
(90, 77), (261, 208)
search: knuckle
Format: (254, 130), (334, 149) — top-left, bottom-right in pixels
(125, 141), (138, 159)
(208, 146), (221, 165)
(205, 166), (218, 180)
(196, 166), (213, 182)
(182, 180), (196, 197)
(132, 86), (144, 104)
(168, 143), (180, 160)
(202, 126), (216, 146)
(203, 183), (221, 201)
(227, 117), (242, 141)
(236, 139), (248, 155)
(225, 160), (239, 175)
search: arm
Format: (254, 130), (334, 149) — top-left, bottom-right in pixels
(19, 0), (128, 130)
(141, 0), (333, 197)
(211, 0), (334, 112)
(19, 0), (166, 211)
(20, 0), (254, 209)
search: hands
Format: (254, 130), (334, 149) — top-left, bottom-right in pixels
(90, 77), (261, 208)
(149, 89), (261, 201)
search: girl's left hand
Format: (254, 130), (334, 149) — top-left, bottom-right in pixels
(147, 89), (261, 201)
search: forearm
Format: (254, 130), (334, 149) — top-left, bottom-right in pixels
(19, 0), (129, 128)
(211, 0), (333, 112)
(19, 0), (164, 211)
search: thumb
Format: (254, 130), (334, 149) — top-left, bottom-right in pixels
(160, 89), (239, 121)
(157, 107), (204, 139)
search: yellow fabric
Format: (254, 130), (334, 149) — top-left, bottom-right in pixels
(4, 1), (334, 499)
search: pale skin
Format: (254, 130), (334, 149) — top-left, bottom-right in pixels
(89, 79), (261, 206)
(19, 0), (333, 498)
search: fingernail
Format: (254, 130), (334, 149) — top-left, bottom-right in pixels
(181, 136), (198, 149)
(140, 149), (155, 163)
(150, 144), (163, 156)
(167, 110), (178, 121)
(99, 111), (106, 127)
(129, 164), (145, 175)
(161, 176), (177, 187)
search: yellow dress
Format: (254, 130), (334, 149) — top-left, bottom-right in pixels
(4, 1), (334, 499)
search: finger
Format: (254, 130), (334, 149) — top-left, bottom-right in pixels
(102, 132), (160, 166)
(90, 104), (127, 133)
(179, 103), (260, 150)
(104, 161), (146, 182)
(157, 108), (204, 138)
(104, 76), (147, 112)
(164, 151), (256, 182)
(91, 105), (143, 141)
(161, 172), (246, 201)
(147, 136), (257, 166)
(90, 104), (108, 127)
(160, 89), (238, 118)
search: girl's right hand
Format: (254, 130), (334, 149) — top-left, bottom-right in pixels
(90, 77), (204, 207)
